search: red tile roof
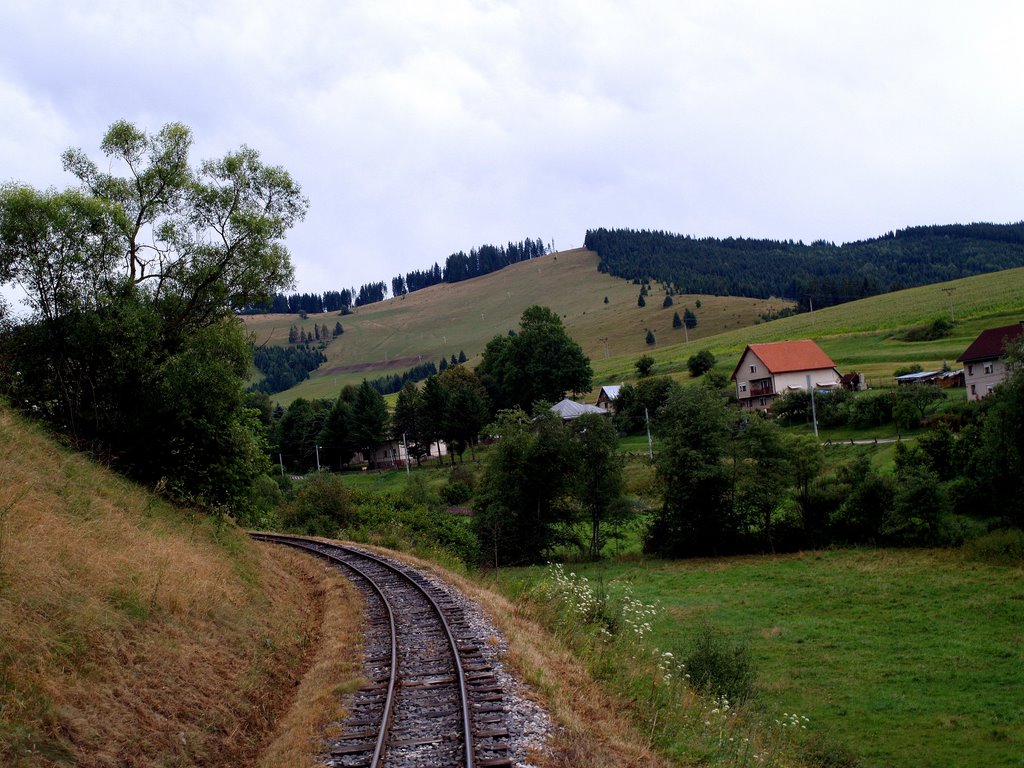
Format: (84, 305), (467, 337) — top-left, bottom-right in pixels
(956, 322), (1024, 363)
(731, 340), (837, 380)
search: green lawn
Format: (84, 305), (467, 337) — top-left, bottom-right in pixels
(502, 549), (1024, 768)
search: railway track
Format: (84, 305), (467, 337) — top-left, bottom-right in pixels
(251, 533), (513, 768)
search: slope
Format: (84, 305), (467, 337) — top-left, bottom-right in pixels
(0, 404), (336, 766)
(588, 264), (1024, 387)
(242, 247), (789, 404)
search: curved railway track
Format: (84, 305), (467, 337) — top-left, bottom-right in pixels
(251, 533), (513, 768)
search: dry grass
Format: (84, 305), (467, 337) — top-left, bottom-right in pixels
(351, 545), (675, 768)
(242, 247), (787, 404)
(257, 554), (364, 768)
(0, 405), (329, 767)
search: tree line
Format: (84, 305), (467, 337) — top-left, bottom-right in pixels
(393, 238), (547, 295)
(585, 224), (1024, 310)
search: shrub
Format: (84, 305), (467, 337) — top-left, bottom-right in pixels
(440, 480), (472, 506)
(898, 317), (953, 342)
(847, 390), (896, 428)
(686, 349), (716, 377)
(281, 473), (354, 536)
(683, 623), (756, 703)
(962, 528), (1024, 565)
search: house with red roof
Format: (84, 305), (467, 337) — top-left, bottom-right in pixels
(730, 340), (841, 410)
(956, 321), (1024, 401)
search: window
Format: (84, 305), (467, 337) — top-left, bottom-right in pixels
(971, 384), (976, 395)
(984, 363), (994, 375)
(750, 364), (757, 373)
(968, 364), (974, 376)
(759, 397), (767, 407)
(739, 383), (747, 392)
(987, 385), (994, 393)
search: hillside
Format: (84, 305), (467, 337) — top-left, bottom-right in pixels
(586, 223), (1024, 310)
(242, 248), (789, 404)
(588, 264), (1024, 388)
(0, 404), (354, 766)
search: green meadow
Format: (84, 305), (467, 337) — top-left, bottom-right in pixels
(494, 549), (1024, 768)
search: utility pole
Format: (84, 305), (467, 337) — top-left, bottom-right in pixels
(807, 374), (819, 440)
(403, 433), (411, 474)
(315, 444), (321, 472)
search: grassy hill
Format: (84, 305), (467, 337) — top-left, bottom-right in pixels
(244, 249), (1024, 406)
(242, 248), (789, 404)
(588, 265), (1024, 389)
(0, 403), (355, 767)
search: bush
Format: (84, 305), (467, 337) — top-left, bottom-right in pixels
(281, 473), (354, 536)
(683, 623), (756, 703)
(440, 480), (472, 506)
(686, 349), (716, 378)
(962, 528), (1024, 564)
(814, 388), (851, 428)
(847, 390), (896, 428)
(898, 317), (953, 342)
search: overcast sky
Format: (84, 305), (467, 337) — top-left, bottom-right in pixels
(2, 1), (1022, 301)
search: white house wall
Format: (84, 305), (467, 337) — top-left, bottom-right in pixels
(964, 358), (1008, 401)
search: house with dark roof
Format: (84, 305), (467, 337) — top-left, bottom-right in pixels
(956, 321), (1024, 400)
(730, 340), (841, 410)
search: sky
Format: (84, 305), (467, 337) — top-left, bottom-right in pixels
(2, 1), (1023, 304)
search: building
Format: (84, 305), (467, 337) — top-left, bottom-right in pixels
(550, 399), (610, 420)
(595, 384), (621, 411)
(355, 438), (448, 469)
(956, 321), (1024, 401)
(730, 340), (841, 410)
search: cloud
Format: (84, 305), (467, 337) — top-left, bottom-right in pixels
(2, 0), (1023, 295)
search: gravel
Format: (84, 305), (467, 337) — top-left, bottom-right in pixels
(346, 545), (553, 768)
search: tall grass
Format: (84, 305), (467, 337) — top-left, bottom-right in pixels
(0, 405), (333, 766)
(517, 564), (821, 767)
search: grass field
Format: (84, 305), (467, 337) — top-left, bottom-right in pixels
(244, 250), (1024, 407)
(493, 549), (1024, 768)
(242, 248), (788, 404)
(588, 271), (1024, 388)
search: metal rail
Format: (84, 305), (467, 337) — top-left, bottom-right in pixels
(251, 532), (476, 768)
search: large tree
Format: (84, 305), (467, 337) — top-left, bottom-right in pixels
(568, 413), (629, 558)
(476, 305), (592, 412)
(0, 120), (307, 513)
(351, 380), (389, 467)
(646, 384), (735, 557)
(438, 366), (491, 462)
(474, 408), (575, 565)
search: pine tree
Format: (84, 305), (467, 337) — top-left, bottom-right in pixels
(288, 325), (299, 344)
(458, 350), (467, 364)
(637, 294), (646, 308)
(673, 311), (682, 328)
(450, 354), (459, 367)
(684, 308), (697, 329)
(645, 329), (655, 345)
(314, 324), (320, 341)
(439, 357), (448, 372)
(663, 294), (673, 308)
(333, 321), (343, 337)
